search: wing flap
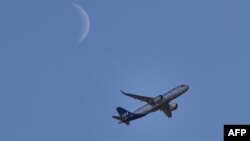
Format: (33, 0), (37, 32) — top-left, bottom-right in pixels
(120, 91), (154, 105)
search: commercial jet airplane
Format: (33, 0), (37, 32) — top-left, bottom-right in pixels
(112, 84), (189, 125)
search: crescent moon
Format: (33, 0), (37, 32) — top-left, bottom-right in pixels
(72, 4), (90, 44)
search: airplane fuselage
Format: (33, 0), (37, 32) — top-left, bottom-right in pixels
(134, 85), (189, 115)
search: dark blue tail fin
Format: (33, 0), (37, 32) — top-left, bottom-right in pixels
(116, 107), (133, 119)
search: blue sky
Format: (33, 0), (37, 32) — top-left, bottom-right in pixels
(1, 0), (250, 140)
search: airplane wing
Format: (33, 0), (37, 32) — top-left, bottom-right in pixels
(120, 91), (154, 105)
(161, 104), (172, 118)
(162, 110), (172, 118)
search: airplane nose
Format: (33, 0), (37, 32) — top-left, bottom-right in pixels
(183, 85), (189, 92)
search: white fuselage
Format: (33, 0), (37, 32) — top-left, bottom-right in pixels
(133, 85), (189, 115)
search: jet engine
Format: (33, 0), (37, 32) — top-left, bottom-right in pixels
(153, 95), (163, 103)
(168, 103), (178, 111)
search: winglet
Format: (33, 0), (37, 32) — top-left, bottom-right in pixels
(120, 90), (132, 97)
(121, 90), (131, 97)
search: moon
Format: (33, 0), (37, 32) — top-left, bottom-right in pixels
(72, 4), (90, 44)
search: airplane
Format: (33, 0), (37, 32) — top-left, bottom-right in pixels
(112, 84), (189, 125)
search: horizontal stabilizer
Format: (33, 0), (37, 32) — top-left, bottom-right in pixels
(112, 115), (130, 125)
(112, 116), (123, 121)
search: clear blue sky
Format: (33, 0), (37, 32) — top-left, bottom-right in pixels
(1, 0), (250, 140)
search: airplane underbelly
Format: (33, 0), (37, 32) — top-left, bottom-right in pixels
(134, 103), (164, 114)
(134, 105), (153, 114)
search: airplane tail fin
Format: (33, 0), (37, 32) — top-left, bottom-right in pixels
(116, 107), (133, 118)
(112, 107), (132, 125)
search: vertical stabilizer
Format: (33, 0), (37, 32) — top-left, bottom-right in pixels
(116, 107), (133, 119)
